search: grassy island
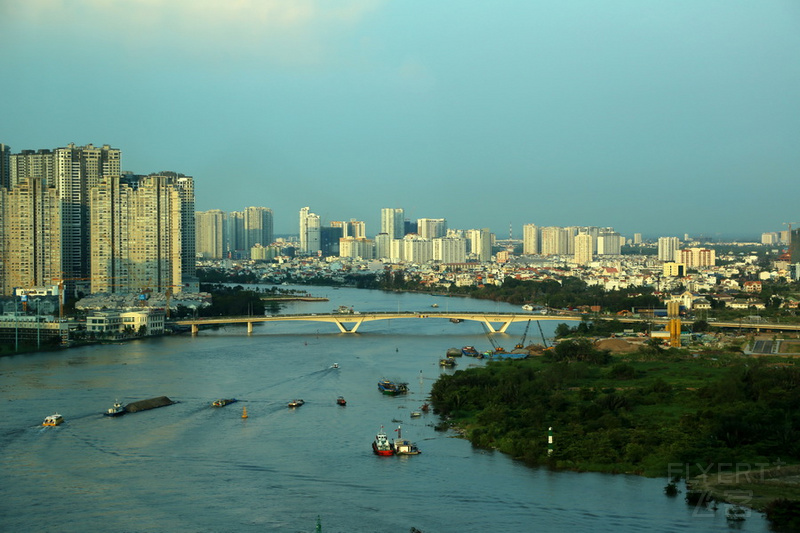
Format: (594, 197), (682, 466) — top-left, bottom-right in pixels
(429, 339), (800, 509)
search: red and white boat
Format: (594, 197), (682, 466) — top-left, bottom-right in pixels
(372, 426), (394, 456)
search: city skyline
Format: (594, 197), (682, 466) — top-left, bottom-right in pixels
(2, 1), (799, 238)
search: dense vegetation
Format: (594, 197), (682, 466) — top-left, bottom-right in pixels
(429, 345), (800, 479)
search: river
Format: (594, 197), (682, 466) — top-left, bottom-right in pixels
(0, 286), (772, 532)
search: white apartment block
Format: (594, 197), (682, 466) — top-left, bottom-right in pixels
(761, 232), (778, 245)
(679, 248), (716, 268)
(196, 209), (225, 259)
(597, 231), (622, 255)
(403, 235), (433, 263)
(339, 237), (374, 259)
(299, 207), (321, 254)
(380, 208), (404, 239)
(540, 226), (569, 255)
(658, 237), (681, 261)
(523, 224), (539, 255)
(433, 236), (467, 263)
(417, 218), (447, 239)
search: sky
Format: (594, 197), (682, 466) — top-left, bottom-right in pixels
(2, 0), (799, 240)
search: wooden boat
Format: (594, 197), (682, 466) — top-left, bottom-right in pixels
(336, 396), (347, 406)
(377, 380), (408, 395)
(43, 413), (64, 426)
(392, 426), (421, 455)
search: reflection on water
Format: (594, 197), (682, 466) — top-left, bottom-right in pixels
(0, 286), (770, 532)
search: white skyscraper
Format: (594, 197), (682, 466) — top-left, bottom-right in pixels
(523, 224), (539, 255)
(381, 208), (404, 239)
(574, 233), (593, 265)
(299, 207), (320, 254)
(658, 237), (681, 262)
(417, 218), (447, 239)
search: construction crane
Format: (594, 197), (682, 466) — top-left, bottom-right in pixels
(514, 320), (531, 350)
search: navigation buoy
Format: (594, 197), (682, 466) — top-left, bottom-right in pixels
(242, 406), (248, 419)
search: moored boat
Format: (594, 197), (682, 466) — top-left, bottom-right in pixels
(288, 399), (305, 408)
(461, 346), (479, 357)
(104, 400), (126, 417)
(420, 402), (430, 413)
(439, 357), (456, 367)
(446, 347), (462, 357)
(377, 379), (408, 395)
(43, 413), (64, 426)
(336, 396), (347, 406)
(392, 426), (421, 455)
(372, 426), (394, 456)
(212, 398), (237, 407)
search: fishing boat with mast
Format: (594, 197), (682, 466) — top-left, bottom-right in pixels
(377, 379), (408, 395)
(392, 425), (421, 455)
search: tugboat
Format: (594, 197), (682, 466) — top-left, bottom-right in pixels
(372, 426), (394, 456)
(104, 400), (126, 417)
(288, 399), (305, 408)
(377, 380), (409, 395)
(336, 396), (347, 406)
(392, 426), (421, 455)
(212, 398), (238, 407)
(43, 413), (64, 426)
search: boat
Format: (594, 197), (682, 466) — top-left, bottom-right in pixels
(410, 411), (421, 418)
(332, 363), (339, 369)
(336, 396), (347, 406)
(522, 304), (534, 311)
(124, 396), (175, 413)
(104, 400), (126, 417)
(431, 303), (439, 308)
(372, 426), (394, 456)
(461, 346), (479, 357)
(449, 318), (463, 323)
(446, 347), (462, 357)
(439, 357), (456, 367)
(420, 403), (430, 413)
(377, 379), (409, 395)
(392, 426), (421, 455)
(288, 399), (305, 408)
(43, 413), (64, 426)
(212, 398), (237, 407)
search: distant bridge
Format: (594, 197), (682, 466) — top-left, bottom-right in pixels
(175, 311), (579, 335)
(175, 311), (800, 336)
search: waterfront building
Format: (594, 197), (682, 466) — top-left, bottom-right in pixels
(574, 233), (593, 265)
(433, 236), (467, 263)
(196, 209), (225, 259)
(523, 224), (539, 255)
(417, 218), (447, 240)
(381, 208), (404, 239)
(658, 236), (681, 262)
(89, 174), (186, 295)
(299, 206), (321, 255)
(0, 177), (62, 295)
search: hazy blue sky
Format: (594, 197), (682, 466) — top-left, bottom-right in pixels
(2, 1), (799, 239)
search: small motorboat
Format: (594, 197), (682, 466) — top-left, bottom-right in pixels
(288, 399), (305, 408)
(336, 396), (347, 406)
(372, 427), (394, 456)
(43, 413), (64, 426)
(104, 400), (126, 417)
(212, 398), (238, 407)
(332, 363), (339, 369)
(410, 411), (421, 418)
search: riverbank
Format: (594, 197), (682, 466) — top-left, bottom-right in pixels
(688, 465), (800, 512)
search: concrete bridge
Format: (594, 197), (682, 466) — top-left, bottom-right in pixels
(175, 311), (800, 336)
(175, 311), (578, 335)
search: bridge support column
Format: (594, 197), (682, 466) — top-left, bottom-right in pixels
(247, 322), (253, 335)
(191, 324), (198, 336)
(497, 321), (512, 333)
(482, 320), (497, 333)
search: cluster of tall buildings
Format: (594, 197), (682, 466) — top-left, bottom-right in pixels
(522, 224), (623, 265)
(295, 207), (492, 263)
(195, 207), (274, 260)
(0, 143), (195, 299)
